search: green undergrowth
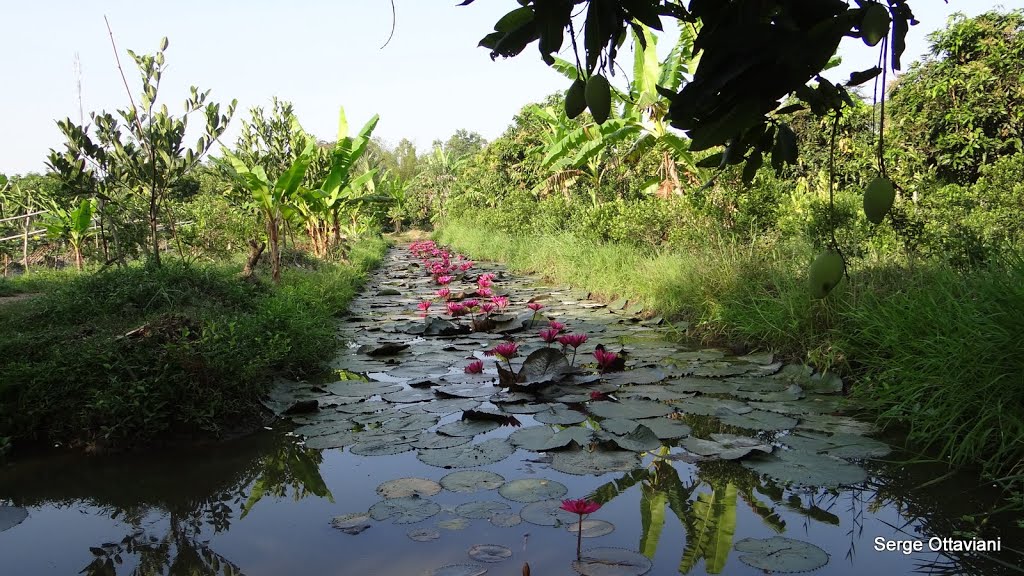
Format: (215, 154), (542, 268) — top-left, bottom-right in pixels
(438, 221), (1024, 477)
(0, 236), (387, 451)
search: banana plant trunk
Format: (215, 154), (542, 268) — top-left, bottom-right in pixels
(73, 242), (84, 271)
(332, 208), (341, 249)
(268, 213), (281, 283)
(22, 213), (30, 271)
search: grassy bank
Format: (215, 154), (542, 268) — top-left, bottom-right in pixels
(0, 236), (387, 452)
(438, 221), (1024, 477)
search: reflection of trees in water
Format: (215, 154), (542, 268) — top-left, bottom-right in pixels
(586, 454), (1021, 576)
(0, 434), (332, 576)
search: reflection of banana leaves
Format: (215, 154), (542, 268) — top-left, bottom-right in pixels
(639, 485), (668, 558)
(240, 443), (332, 518)
(80, 525), (244, 576)
(679, 483), (737, 574)
(587, 467), (651, 505)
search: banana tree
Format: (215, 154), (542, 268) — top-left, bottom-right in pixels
(227, 142), (315, 282)
(548, 20), (701, 197)
(536, 115), (641, 205)
(41, 197), (95, 271)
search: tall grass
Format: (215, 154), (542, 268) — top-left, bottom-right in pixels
(0, 236), (388, 450)
(438, 221), (1024, 475)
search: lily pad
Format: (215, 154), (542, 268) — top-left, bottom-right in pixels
(497, 402), (557, 414)
(383, 413), (441, 432)
(420, 564), (487, 576)
(602, 367), (666, 386)
(303, 431), (358, 450)
(516, 348), (572, 387)
(782, 432), (891, 459)
(797, 414), (876, 435)
(440, 470), (506, 493)
(437, 517), (472, 530)
(456, 501), (512, 519)
(572, 547), (652, 576)
(508, 426), (593, 451)
(437, 420), (500, 437)
(498, 478), (568, 503)
(468, 544), (513, 563)
(377, 478), (443, 499)
(550, 449), (641, 475)
(383, 388), (438, 404)
(369, 496), (442, 524)
(327, 381), (402, 397)
(417, 438), (516, 468)
(519, 499), (579, 527)
(412, 432), (474, 450)
(734, 536), (829, 572)
(408, 528), (441, 542)
(534, 406), (588, 425)
(617, 385), (691, 402)
(667, 378), (739, 395)
(349, 437), (414, 456)
(716, 408), (798, 431)
(673, 396), (751, 416)
(567, 519), (616, 538)
(330, 512), (372, 535)
(0, 506), (28, 533)
(599, 418), (640, 436)
(635, 417), (691, 440)
(489, 512), (522, 527)
(742, 450), (868, 488)
(435, 383), (499, 399)
(682, 434), (773, 460)
(598, 424), (661, 452)
(588, 399), (673, 420)
(422, 398), (483, 415)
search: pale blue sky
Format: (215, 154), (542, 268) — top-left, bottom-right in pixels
(0, 0), (1015, 175)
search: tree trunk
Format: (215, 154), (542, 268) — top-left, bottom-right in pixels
(22, 213), (30, 272)
(241, 238), (266, 278)
(332, 208), (341, 248)
(74, 243), (84, 271)
(149, 190), (161, 267)
(268, 214), (281, 283)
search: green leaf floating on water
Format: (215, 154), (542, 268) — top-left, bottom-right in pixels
(781, 432), (891, 459)
(742, 450), (868, 488)
(682, 434), (773, 460)
(498, 478), (568, 502)
(534, 405), (588, 425)
(588, 399), (674, 419)
(420, 564), (487, 576)
(369, 496), (441, 524)
(636, 417), (691, 440)
(467, 543), (513, 563)
(376, 477), (443, 499)
(455, 500), (511, 519)
(715, 408), (798, 431)
(520, 498), (580, 526)
(412, 432), (474, 450)
(417, 438), (515, 468)
(439, 470), (505, 493)
(436, 420), (500, 437)
(551, 448), (641, 475)
(516, 347), (572, 388)
(572, 547), (653, 576)
(597, 424), (662, 452)
(569, 519), (616, 538)
(509, 425), (594, 451)
(734, 536), (829, 572)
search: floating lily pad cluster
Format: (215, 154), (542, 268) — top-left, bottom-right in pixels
(266, 242), (889, 494)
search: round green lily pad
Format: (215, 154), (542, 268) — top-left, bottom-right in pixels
(422, 398), (482, 415)
(327, 381), (402, 397)
(550, 449), (641, 475)
(412, 432), (474, 450)
(417, 438), (515, 468)
(508, 426), (593, 451)
(468, 544), (512, 563)
(734, 536), (829, 572)
(349, 437), (414, 456)
(682, 434), (773, 460)
(408, 528), (441, 542)
(567, 519), (615, 538)
(377, 478), (443, 499)
(489, 512), (522, 527)
(498, 478), (568, 503)
(599, 418), (639, 436)
(440, 470), (506, 493)
(437, 420), (500, 437)
(716, 409), (798, 431)
(294, 420), (353, 438)
(572, 547), (652, 575)
(635, 417), (691, 440)
(782, 432), (891, 459)
(420, 564), (487, 576)
(588, 399), (673, 420)
(383, 388), (438, 404)
(456, 501), (511, 519)
(520, 499), (579, 527)
(498, 402), (558, 414)
(383, 413), (440, 432)
(436, 383), (498, 398)
(329, 512), (372, 534)
(303, 431), (358, 450)
(369, 496), (441, 524)
(437, 517), (471, 530)
(742, 450), (868, 488)
(534, 406), (588, 425)
(674, 397), (751, 416)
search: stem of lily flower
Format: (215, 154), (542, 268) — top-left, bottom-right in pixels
(576, 512), (584, 561)
(571, 348), (577, 367)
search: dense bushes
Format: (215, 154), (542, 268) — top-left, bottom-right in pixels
(0, 236), (387, 450)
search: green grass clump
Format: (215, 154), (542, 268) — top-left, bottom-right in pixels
(438, 221), (1024, 476)
(0, 236), (387, 450)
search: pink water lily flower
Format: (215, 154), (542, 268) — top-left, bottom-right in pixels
(491, 296), (509, 310)
(476, 287), (493, 298)
(594, 348), (619, 373)
(527, 302), (544, 312)
(558, 333), (588, 349)
(462, 299), (479, 310)
(480, 302), (495, 314)
(548, 321), (565, 333)
(477, 277), (492, 289)
(437, 275), (454, 285)
(539, 328), (560, 344)
(561, 498), (602, 561)
(437, 288), (452, 301)
(417, 301), (432, 313)
(465, 360), (484, 374)
(447, 302), (468, 317)
(458, 261), (474, 271)
(492, 341), (519, 359)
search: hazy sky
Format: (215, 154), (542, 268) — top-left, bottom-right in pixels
(0, 1), (1014, 175)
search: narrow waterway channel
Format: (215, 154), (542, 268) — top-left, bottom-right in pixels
(1, 243), (1020, 575)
